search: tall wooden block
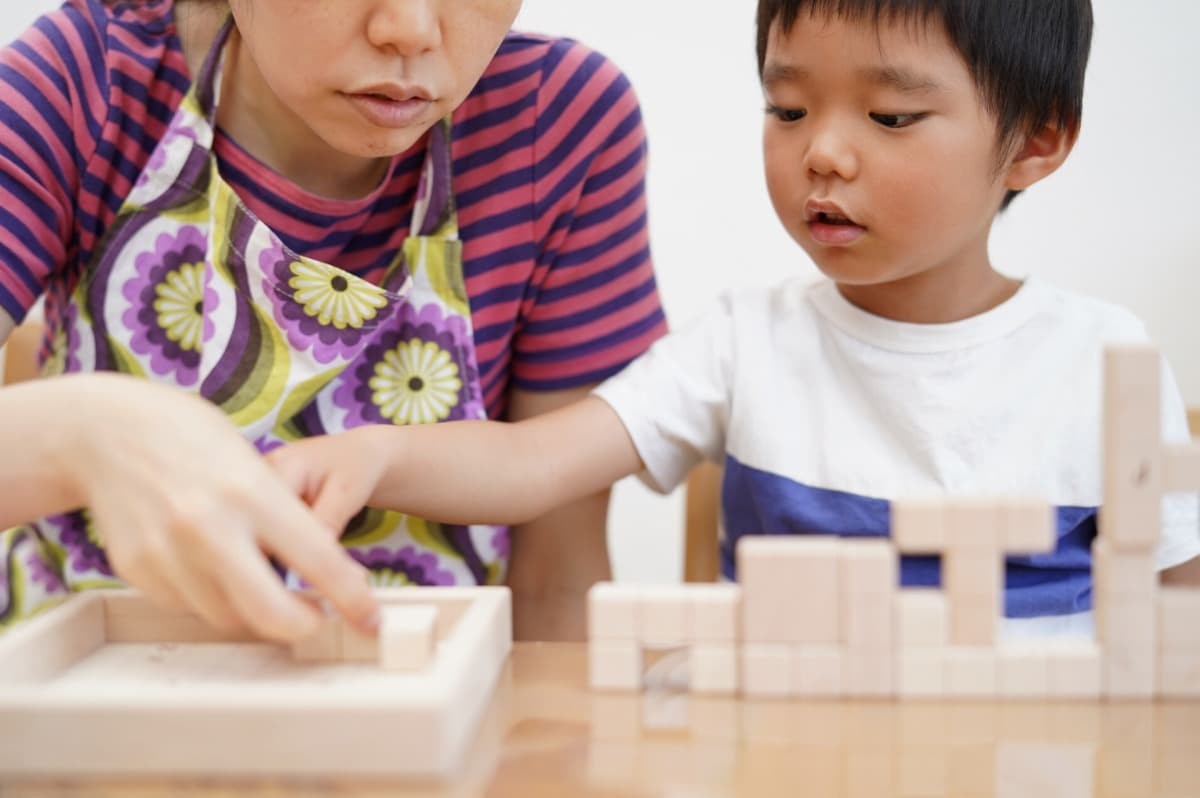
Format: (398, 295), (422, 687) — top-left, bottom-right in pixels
(637, 585), (689, 645)
(945, 648), (997, 697)
(588, 583), (639, 641)
(896, 590), (948, 648)
(740, 643), (792, 698)
(1003, 498), (1057, 553)
(891, 499), (945, 552)
(1100, 345), (1162, 551)
(1102, 640), (1156, 700)
(590, 641), (643, 691)
(1093, 540), (1156, 600)
(1158, 587), (1200, 652)
(689, 643), (739, 695)
(738, 536), (840, 644)
(841, 538), (898, 595)
(844, 593), (893, 650)
(791, 646), (844, 697)
(378, 604), (437, 672)
(687, 584), (741, 643)
(944, 549), (1003, 601)
(1163, 444), (1200, 492)
(950, 594), (999, 647)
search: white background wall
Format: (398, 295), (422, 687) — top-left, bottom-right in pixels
(3, 1), (1197, 583)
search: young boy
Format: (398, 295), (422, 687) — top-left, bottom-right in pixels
(269, 0), (1199, 638)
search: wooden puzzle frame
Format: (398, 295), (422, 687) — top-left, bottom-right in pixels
(0, 587), (511, 778)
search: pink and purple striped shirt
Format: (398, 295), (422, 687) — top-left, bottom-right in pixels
(0, 0), (667, 417)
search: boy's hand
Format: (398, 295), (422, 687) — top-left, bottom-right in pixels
(265, 427), (388, 540)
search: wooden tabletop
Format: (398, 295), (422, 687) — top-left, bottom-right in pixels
(3, 642), (1197, 797)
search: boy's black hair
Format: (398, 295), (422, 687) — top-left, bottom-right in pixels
(756, 0), (1093, 209)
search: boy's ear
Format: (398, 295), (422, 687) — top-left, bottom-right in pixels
(1004, 124), (1078, 192)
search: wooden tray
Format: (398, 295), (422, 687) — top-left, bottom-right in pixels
(0, 587), (511, 778)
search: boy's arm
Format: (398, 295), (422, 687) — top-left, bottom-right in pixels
(1161, 556), (1200, 587)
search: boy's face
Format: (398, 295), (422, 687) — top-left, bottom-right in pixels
(229, 0), (522, 159)
(761, 13), (1012, 300)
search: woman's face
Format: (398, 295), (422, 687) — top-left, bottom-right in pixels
(228, 0), (522, 158)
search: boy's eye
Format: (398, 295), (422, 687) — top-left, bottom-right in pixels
(766, 104), (807, 123)
(870, 112), (925, 129)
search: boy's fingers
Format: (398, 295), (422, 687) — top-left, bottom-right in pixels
(310, 482), (363, 539)
(257, 498), (380, 636)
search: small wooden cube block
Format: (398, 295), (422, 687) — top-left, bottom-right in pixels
(689, 644), (739, 695)
(1163, 444), (1200, 493)
(844, 594), (893, 650)
(895, 590), (948, 648)
(1093, 540), (1157, 600)
(1048, 641), (1102, 698)
(1158, 587), (1200, 652)
(1096, 599), (1157, 647)
(740, 643), (792, 698)
(340, 623), (377, 662)
(637, 585), (689, 645)
(589, 641), (643, 691)
(840, 538), (897, 595)
(890, 499), (945, 552)
(378, 604), (437, 672)
(944, 648), (997, 697)
(588, 583), (639, 641)
(1003, 498), (1056, 553)
(949, 595), (999, 647)
(897, 649), (945, 698)
(1103, 644), (1156, 699)
(1158, 651), (1200, 698)
(791, 646), (844, 697)
(943, 550), (1003, 600)
(945, 498), (1002, 549)
(737, 536), (840, 644)
(291, 616), (340, 662)
(844, 651), (894, 697)
(686, 584), (741, 643)
(997, 644), (1049, 698)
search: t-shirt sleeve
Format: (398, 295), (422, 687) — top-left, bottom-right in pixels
(0, 3), (107, 324)
(513, 39), (667, 392)
(1157, 357), (1200, 570)
(592, 294), (734, 494)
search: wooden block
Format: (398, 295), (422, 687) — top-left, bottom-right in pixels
(1159, 587), (1200, 652)
(791, 646), (844, 697)
(340, 623), (377, 662)
(844, 651), (894, 697)
(895, 589), (948, 648)
(1100, 345), (1162, 552)
(946, 497), (1003, 549)
(1093, 539), (1157, 600)
(378, 605), (436, 672)
(890, 499), (945, 552)
(945, 648), (997, 697)
(897, 649), (945, 698)
(1096, 599), (1157, 648)
(686, 583), (741, 643)
(740, 643), (792, 698)
(1163, 444), (1200, 492)
(950, 594), (999, 646)
(840, 538), (897, 595)
(737, 536), (840, 644)
(1158, 651), (1200, 697)
(291, 616), (340, 662)
(637, 585), (689, 645)
(689, 644), (739, 695)
(1003, 498), (1057, 553)
(1048, 641), (1102, 699)
(1103, 643), (1156, 699)
(588, 582), (639, 641)
(944, 549), (1003, 600)
(589, 641), (643, 691)
(844, 593), (893, 650)
(997, 644), (1049, 698)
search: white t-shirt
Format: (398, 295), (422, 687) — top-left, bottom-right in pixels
(594, 277), (1199, 638)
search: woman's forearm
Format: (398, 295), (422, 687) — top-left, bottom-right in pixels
(0, 377), (87, 526)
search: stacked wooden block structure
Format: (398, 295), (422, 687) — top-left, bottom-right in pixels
(588, 345), (1200, 699)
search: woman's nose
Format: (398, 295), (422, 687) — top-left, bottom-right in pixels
(367, 0), (443, 56)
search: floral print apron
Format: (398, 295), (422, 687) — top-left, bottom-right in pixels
(0, 21), (507, 627)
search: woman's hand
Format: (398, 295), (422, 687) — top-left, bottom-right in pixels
(2, 373), (381, 642)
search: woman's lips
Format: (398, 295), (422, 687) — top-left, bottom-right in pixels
(344, 92), (432, 128)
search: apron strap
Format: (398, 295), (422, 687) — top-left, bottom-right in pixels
(194, 17), (237, 123)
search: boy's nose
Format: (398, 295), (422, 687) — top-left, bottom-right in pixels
(367, 0), (443, 56)
(804, 126), (859, 182)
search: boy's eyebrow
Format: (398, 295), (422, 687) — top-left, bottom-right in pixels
(865, 65), (946, 94)
(762, 62), (807, 88)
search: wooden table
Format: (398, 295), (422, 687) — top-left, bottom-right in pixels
(2, 642), (1198, 797)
